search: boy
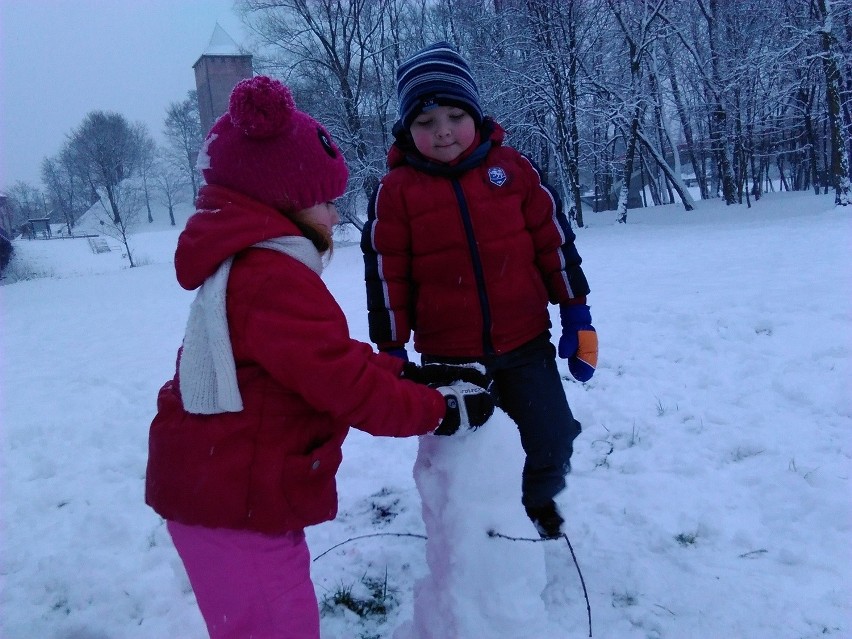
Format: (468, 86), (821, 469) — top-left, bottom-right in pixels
(361, 42), (598, 538)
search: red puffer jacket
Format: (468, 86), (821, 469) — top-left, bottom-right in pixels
(146, 185), (445, 534)
(362, 118), (590, 358)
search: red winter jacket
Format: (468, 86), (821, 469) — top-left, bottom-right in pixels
(362, 118), (590, 357)
(145, 185), (446, 534)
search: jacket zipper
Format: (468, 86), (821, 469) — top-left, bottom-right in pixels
(450, 178), (495, 355)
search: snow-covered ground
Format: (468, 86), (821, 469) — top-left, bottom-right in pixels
(1, 191), (849, 639)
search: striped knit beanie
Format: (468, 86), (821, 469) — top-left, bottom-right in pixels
(396, 41), (483, 129)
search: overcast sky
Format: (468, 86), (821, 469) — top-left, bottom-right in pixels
(1, 0), (247, 190)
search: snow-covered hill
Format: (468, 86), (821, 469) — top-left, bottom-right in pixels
(2, 191), (849, 638)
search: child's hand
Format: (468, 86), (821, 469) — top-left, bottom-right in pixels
(558, 304), (598, 382)
(434, 381), (494, 435)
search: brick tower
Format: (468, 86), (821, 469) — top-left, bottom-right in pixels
(193, 24), (253, 135)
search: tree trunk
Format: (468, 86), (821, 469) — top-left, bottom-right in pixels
(815, 0), (851, 205)
(616, 108), (641, 224)
(641, 152), (661, 206)
(704, 0), (737, 204)
(566, 2), (585, 227)
(648, 53), (674, 204)
(103, 184), (121, 225)
(637, 128), (696, 210)
(777, 155), (789, 191)
(749, 125), (761, 200)
(143, 176), (153, 223)
(801, 88), (820, 195)
(709, 106), (737, 204)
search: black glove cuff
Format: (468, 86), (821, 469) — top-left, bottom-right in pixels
(400, 361), (422, 382)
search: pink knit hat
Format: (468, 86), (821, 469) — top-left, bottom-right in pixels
(198, 76), (348, 212)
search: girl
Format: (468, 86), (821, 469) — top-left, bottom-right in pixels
(145, 76), (492, 639)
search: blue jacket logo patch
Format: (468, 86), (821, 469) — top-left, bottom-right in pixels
(488, 166), (508, 186)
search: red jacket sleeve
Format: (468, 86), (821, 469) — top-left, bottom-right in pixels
(361, 181), (414, 350)
(516, 152), (590, 304)
(233, 252), (444, 437)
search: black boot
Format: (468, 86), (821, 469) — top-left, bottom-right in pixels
(525, 501), (564, 539)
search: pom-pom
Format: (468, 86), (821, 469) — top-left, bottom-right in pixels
(228, 76), (295, 139)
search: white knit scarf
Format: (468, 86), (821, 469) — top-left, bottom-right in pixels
(179, 236), (324, 414)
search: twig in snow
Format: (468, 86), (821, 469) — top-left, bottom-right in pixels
(313, 532), (427, 562)
(488, 529), (593, 638)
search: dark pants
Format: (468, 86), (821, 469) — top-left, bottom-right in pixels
(422, 332), (581, 508)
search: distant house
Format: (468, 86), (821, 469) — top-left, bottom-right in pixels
(0, 192), (12, 272)
(23, 217), (52, 240)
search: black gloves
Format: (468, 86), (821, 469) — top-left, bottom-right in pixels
(401, 362), (495, 435)
(434, 382), (495, 435)
(401, 361), (493, 392)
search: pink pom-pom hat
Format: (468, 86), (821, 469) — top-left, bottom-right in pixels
(198, 76), (348, 212)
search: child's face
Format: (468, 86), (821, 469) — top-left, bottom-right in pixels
(294, 200), (340, 233)
(409, 106), (476, 163)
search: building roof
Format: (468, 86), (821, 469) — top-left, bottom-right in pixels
(193, 23), (251, 69)
(202, 23), (245, 57)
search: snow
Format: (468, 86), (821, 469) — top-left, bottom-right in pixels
(1, 191), (850, 639)
(403, 414), (552, 639)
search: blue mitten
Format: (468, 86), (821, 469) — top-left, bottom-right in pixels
(558, 304), (598, 382)
(383, 347), (409, 362)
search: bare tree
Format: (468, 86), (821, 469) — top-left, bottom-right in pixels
(662, 0), (744, 204)
(66, 111), (152, 226)
(506, 0), (599, 227)
(813, 0), (851, 205)
(163, 91), (203, 200)
(661, 36), (710, 200)
(90, 179), (144, 267)
(137, 134), (158, 223)
(153, 154), (189, 227)
(605, 0), (667, 223)
(231, 0), (843, 221)
(41, 149), (93, 235)
(6, 181), (49, 235)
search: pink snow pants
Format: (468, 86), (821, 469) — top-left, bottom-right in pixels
(167, 521), (320, 639)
